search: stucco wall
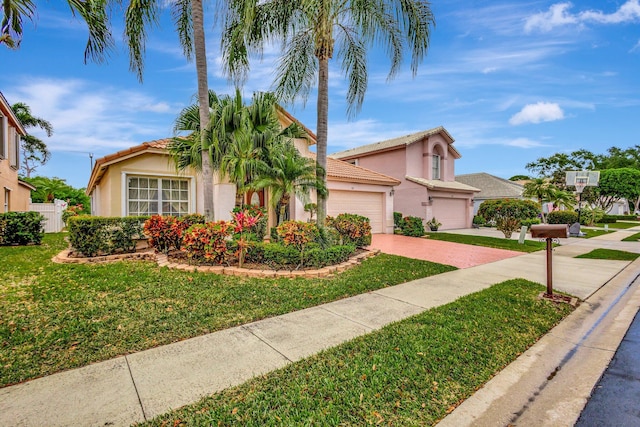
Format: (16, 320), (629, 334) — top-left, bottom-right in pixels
(0, 161), (30, 212)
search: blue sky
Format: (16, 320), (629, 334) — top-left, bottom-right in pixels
(1, 0), (639, 189)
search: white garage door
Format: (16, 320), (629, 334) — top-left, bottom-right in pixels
(327, 190), (384, 233)
(431, 198), (468, 229)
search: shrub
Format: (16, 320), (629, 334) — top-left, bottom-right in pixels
(393, 212), (404, 229)
(304, 244), (356, 268)
(245, 242), (356, 269)
(547, 210), (579, 225)
(182, 221), (233, 264)
(401, 216), (425, 236)
(579, 207), (605, 226)
(143, 216), (180, 254)
(61, 204), (85, 226)
(520, 218), (541, 229)
(331, 213), (372, 247)
(496, 216), (521, 238)
(233, 206), (267, 240)
(68, 216), (147, 256)
(600, 215), (618, 224)
(0, 211), (45, 245)
(472, 215), (486, 226)
(477, 199), (540, 223)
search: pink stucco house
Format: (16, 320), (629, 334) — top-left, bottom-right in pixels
(330, 126), (479, 230)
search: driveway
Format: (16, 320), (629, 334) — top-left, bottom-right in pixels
(369, 233), (523, 269)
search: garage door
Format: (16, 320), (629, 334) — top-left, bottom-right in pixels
(327, 190), (384, 233)
(431, 198), (468, 230)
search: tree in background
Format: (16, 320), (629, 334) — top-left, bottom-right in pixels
(11, 102), (53, 177)
(22, 176), (90, 212)
(509, 174), (530, 181)
(222, 0), (435, 227)
(595, 168), (640, 212)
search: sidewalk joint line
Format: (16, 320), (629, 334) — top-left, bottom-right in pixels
(125, 355), (148, 422)
(241, 326), (293, 363)
(319, 306), (376, 330)
(370, 290), (429, 309)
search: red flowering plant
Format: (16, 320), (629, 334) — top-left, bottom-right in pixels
(144, 215), (179, 254)
(182, 221), (232, 264)
(277, 221), (318, 266)
(231, 210), (262, 267)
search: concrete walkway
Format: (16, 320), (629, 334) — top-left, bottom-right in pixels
(1, 230), (639, 426)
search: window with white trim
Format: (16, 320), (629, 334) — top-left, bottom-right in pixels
(4, 188), (9, 213)
(127, 176), (190, 216)
(432, 154), (441, 180)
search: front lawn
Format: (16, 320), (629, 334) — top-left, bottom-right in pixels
(0, 233), (455, 387)
(580, 228), (617, 238)
(576, 249), (640, 261)
(425, 232), (546, 253)
(145, 279), (574, 426)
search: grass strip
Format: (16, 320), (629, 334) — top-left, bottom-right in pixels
(0, 234), (455, 387)
(622, 232), (640, 242)
(580, 229), (616, 238)
(593, 222), (639, 229)
(575, 248), (640, 261)
(425, 232), (546, 252)
(144, 279), (574, 426)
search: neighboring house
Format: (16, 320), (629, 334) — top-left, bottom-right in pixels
(330, 126), (479, 230)
(86, 108), (399, 233)
(456, 172), (525, 214)
(0, 92), (35, 212)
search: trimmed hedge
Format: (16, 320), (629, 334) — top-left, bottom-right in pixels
(547, 210), (578, 225)
(68, 216), (149, 257)
(477, 199), (540, 223)
(246, 242), (356, 269)
(0, 211), (45, 245)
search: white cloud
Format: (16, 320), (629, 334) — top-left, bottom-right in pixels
(327, 119), (418, 152)
(506, 138), (546, 148)
(525, 1), (640, 33)
(5, 78), (176, 154)
(509, 102), (565, 125)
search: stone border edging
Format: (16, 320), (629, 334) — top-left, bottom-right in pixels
(52, 248), (380, 279)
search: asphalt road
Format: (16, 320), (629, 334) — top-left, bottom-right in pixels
(576, 309), (640, 426)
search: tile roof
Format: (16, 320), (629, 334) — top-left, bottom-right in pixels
(330, 126), (461, 159)
(406, 176), (480, 193)
(87, 138), (400, 194)
(455, 172), (524, 199)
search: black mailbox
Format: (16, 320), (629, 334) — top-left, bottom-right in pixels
(530, 224), (569, 239)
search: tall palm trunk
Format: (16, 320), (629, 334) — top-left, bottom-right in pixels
(315, 57), (329, 227)
(192, 0), (215, 220)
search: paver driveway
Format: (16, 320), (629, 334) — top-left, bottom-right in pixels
(369, 233), (523, 268)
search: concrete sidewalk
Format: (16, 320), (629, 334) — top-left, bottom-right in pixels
(1, 232), (638, 426)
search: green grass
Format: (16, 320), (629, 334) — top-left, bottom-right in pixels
(580, 228), (617, 238)
(425, 232), (546, 253)
(622, 232), (640, 242)
(593, 221), (639, 229)
(0, 233), (456, 387)
(144, 279), (574, 426)
(576, 248), (640, 261)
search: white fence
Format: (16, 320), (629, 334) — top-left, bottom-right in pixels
(29, 199), (67, 233)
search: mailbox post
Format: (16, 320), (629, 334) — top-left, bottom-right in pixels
(530, 224), (569, 296)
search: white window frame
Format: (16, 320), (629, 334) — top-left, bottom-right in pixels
(432, 154), (441, 180)
(121, 172), (196, 217)
(4, 188), (10, 213)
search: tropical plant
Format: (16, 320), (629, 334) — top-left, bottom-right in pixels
(222, 0), (435, 227)
(426, 217), (442, 231)
(523, 178), (556, 223)
(10, 102), (52, 177)
(496, 216), (521, 239)
(547, 188), (576, 211)
(251, 143), (327, 225)
(402, 216), (426, 236)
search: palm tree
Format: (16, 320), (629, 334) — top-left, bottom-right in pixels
(523, 178), (556, 223)
(3, 0), (218, 218)
(222, 0), (435, 227)
(251, 143), (327, 225)
(547, 188), (576, 211)
(11, 102), (53, 177)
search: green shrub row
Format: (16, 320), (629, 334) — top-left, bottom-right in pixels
(601, 215), (619, 223)
(246, 242), (356, 269)
(67, 216), (149, 257)
(0, 211), (45, 245)
(547, 210), (578, 225)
